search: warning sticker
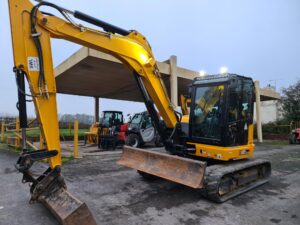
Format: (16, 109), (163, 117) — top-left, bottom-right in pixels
(27, 57), (40, 71)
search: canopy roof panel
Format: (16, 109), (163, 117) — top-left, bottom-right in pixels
(55, 47), (280, 102)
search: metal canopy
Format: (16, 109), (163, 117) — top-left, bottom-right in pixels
(55, 47), (171, 102)
(55, 47), (280, 102)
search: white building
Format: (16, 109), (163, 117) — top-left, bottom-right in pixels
(254, 100), (282, 124)
(254, 86), (282, 124)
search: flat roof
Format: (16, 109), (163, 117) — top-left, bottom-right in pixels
(55, 47), (280, 102)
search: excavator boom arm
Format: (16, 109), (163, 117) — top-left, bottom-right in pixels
(8, 1), (188, 224)
(9, 0), (178, 169)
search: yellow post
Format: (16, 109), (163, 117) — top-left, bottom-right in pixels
(15, 117), (20, 148)
(73, 119), (79, 158)
(1, 122), (5, 143)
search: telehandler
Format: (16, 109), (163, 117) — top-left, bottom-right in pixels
(125, 111), (162, 148)
(8, 0), (271, 224)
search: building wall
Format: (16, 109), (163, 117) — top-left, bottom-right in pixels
(254, 100), (282, 124)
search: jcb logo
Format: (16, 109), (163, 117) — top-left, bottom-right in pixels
(27, 57), (40, 71)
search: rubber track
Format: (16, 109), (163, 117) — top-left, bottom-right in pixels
(200, 158), (271, 203)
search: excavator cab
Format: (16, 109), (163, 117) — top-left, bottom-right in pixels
(189, 74), (254, 147)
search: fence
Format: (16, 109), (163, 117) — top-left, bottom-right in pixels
(253, 120), (300, 140)
(0, 118), (82, 158)
(290, 121), (300, 130)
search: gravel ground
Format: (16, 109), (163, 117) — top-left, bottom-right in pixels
(0, 143), (299, 225)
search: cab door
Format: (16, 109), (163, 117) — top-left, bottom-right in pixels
(140, 115), (155, 143)
(189, 84), (226, 145)
(226, 78), (254, 146)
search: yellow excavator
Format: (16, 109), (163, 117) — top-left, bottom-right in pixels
(8, 0), (271, 224)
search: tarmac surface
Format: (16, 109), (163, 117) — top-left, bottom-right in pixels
(0, 142), (299, 225)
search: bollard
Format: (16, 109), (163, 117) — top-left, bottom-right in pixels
(73, 119), (79, 158)
(15, 117), (20, 148)
(1, 122), (5, 143)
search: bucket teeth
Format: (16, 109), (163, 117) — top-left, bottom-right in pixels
(118, 146), (206, 189)
(40, 187), (97, 225)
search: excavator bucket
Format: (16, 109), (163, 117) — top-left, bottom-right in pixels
(39, 188), (97, 225)
(118, 146), (206, 189)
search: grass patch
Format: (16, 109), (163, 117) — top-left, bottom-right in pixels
(0, 143), (74, 164)
(26, 128), (88, 138)
(0, 143), (8, 150)
(61, 156), (74, 164)
(5, 128), (89, 141)
(262, 140), (289, 146)
(0, 143), (21, 154)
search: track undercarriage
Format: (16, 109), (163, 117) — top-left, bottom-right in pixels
(119, 146), (271, 203)
(201, 158), (271, 202)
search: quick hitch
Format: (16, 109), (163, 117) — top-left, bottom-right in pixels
(15, 149), (66, 203)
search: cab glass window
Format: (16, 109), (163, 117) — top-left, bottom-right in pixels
(191, 85), (224, 140)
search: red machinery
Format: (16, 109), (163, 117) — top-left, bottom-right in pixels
(98, 111), (128, 149)
(289, 128), (300, 144)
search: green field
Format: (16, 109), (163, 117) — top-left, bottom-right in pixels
(28, 128), (89, 140)
(3, 128), (89, 141)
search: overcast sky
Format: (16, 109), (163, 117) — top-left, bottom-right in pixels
(1, 0), (299, 118)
